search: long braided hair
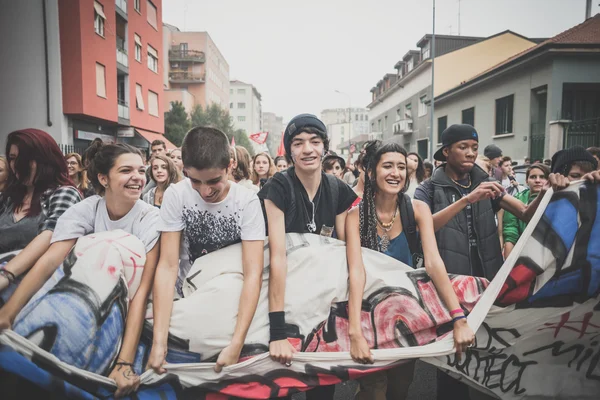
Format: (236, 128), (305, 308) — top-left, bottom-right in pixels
(359, 140), (408, 251)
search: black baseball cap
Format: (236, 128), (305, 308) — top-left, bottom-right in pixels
(434, 124), (479, 161)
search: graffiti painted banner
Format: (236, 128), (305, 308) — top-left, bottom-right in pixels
(1, 181), (599, 399)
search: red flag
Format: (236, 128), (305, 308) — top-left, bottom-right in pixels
(277, 132), (285, 157)
(249, 132), (269, 145)
(231, 136), (236, 148)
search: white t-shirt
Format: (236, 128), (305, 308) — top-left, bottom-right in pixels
(158, 179), (265, 293)
(51, 196), (160, 253)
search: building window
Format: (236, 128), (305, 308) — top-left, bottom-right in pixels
(462, 107), (475, 127)
(230, 102), (233, 109)
(355, 114), (359, 121)
(407, 58), (414, 72)
(418, 95), (428, 117)
(238, 102), (246, 109)
(135, 84), (145, 110)
(134, 0), (141, 12)
(94, 1), (105, 37)
(396, 108), (401, 119)
(378, 119), (382, 131)
(95, 63), (106, 98)
(134, 34), (142, 62)
(341, 126), (345, 134)
(147, 45), (158, 73)
(237, 88), (246, 94)
(148, 90), (159, 116)
(495, 95), (514, 134)
(147, 0), (158, 30)
(238, 116), (246, 122)
(405, 103), (412, 119)
(422, 42), (430, 59)
(437, 116), (448, 143)
(384, 116), (388, 130)
(230, 89), (233, 94)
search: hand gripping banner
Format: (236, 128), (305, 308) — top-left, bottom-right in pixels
(1, 181), (599, 399)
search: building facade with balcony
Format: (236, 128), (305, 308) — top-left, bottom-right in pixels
(367, 31), (539, 161)
(320, 108), (369, 156)
(163, 25), (230, 114)
(433, 15), (600, 162)
(230, 80), (263, 153)
(57, 0), (170, 152)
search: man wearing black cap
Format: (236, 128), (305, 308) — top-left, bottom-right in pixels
(258, 114), (357, 399)
(484, 144), (504, 180)
(414, 124), (561, 400)
(552, 145), (598, 180)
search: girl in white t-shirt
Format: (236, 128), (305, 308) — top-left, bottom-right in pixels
(0, 143), (160, 398)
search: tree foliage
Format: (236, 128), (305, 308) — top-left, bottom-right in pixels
(164, 101), (189, 147)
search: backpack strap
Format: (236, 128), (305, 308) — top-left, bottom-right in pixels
(399, 193), (423, 268)
(323, 173), (340, 212)
(281, 171), (296, 232)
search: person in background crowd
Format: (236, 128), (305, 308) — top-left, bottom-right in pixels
(423, 161), (434, 179)
(346, 141), (474, 400)
(475, 155), (492, 176)
(252, 152), (276, 189)
(484, 144), (503, 180)
(349, 152), (366, 209)
(503, 163), (550, 258)
(65, 153), (95, 198)
(543, 158), (552, 166)
(0, 143), (160, 398)
(0, 156), (9, 193)
(143, 155), (181, 208)
(274, 155), (290, 172)
(414, 124), (575, 400)
(524, 157), (531, 165)
(0, 129), (82, 298)
(552, 145), (599, 181)
(405, 152), (425, 198)
(258, 114), (357, 400)
(230, 146), (259, 192)
(169, 148), (184, 175)
(342, 154), (358, 186)
(322, 152), (346, 180)
(142, 140), (168, 197)
(434, 159), (443, 168)
(148, 127), (265, 376)
(586, 147), (600, 168)
(499, 156), (520, 195)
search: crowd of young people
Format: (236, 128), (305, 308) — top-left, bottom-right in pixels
(0, 119), (599, 399)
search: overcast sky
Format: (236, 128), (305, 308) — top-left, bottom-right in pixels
(163, 0), (600, 122)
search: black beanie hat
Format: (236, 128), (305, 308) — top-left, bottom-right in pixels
(551, 145), (598, 174)
(284, 114), (328, 157)
(484, 144), (503, 160)
(434, 124), (479, 161)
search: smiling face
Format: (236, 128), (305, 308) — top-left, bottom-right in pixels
(254, 155), (270, 178)
(98, 153), (146, 202)
(170, 149), (183, 172)
(325, 160), (343, 179)
(526, 167), (547, 194)
(151, 158), (169, 184)
(373, 152), (407, 196)
(445, 140), (478, 175)
(186, 166), (231, 203)
(66, 156), (81, 178)
(290, 132), (325, 173)
(8, 144), (36, 185)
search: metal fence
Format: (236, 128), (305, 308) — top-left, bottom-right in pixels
(564, 118), (600, 149)
(58, 144), (87, 156)
(530, 122), (546, 161)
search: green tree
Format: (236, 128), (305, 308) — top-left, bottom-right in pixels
(164, 101), (190, 147)
(189, 103), (255, 156)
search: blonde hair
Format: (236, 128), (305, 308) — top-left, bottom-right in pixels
(251, 152), (276, 185)
(149, 154), (181, 189)
(65, 153), (91, 191)
(0, 156), (8, 192)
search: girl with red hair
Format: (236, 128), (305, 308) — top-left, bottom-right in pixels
(0, 129), (82, 297)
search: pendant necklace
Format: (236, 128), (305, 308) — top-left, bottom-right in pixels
(302, 185), (321, 233)
(376, 206), (398, 252)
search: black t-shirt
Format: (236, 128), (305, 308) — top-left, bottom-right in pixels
(258, 166), (357, 234)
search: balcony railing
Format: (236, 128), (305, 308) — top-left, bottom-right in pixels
(118, 99), (129, 120)
(116, 0), (127, 14)
(117, 47), (128, 67)
(168, 49), (206, 63)
(393, 119), (413, 134)
(169, 71), (205, 83)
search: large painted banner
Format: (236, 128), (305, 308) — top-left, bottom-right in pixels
(0, 181), (599, 399)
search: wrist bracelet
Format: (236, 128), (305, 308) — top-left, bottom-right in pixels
(115, 362), (134, 368)
(0, 269), (16, 284)
(269, 311), (287, 342)
(449, 308), (463, 316)
(452, 315), (467, 324)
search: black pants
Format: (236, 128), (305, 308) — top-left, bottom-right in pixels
(437, 370), (469, 400)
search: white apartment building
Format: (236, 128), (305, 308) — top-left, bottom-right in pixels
(263, 112), (284, 156)
(230, 80), (263, 152)
(320, 108), (369, 156)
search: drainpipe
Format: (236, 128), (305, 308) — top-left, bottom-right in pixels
(585, 0), (592, 20)
(42, 0), (52, 127)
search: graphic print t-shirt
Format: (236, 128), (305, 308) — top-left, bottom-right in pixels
(158, 179), (265, 294)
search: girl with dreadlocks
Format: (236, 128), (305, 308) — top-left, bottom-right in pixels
(345, 141), (475, 400)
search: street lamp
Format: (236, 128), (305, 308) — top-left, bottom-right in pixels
(334, 90), (352, 154)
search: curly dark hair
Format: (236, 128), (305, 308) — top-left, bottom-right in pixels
(358, 140), (408, 251)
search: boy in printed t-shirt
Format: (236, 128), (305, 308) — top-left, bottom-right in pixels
(148, 127), (265, 373)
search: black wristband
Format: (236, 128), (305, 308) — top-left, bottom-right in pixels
(269, 311), (287, 342)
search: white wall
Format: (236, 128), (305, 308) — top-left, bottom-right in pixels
(0, 0), (69, 153)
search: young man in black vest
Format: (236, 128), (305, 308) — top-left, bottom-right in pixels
(258, 114), (357, 399)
